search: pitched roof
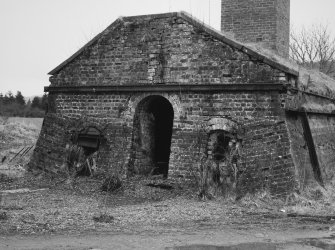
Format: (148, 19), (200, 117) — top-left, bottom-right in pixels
(48, 11), (299, 76)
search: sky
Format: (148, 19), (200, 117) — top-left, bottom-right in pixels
(1, 0), (335, 97)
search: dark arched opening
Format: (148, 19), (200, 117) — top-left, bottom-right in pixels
(130, 95), (174, 178)
(70, 126), (102, 176)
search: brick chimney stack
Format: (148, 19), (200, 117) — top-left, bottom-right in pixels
(221, 0), (290, 58)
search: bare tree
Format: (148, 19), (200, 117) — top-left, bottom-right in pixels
(290, 24), (335, 76)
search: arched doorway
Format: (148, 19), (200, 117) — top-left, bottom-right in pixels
(130, 95), (174, 178)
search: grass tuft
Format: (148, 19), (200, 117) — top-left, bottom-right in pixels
(92, 213), (114, 223)
(284, 184), (335, 215)
(0, 211), (8, 221)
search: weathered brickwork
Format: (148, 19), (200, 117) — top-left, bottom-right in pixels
(309, 115), (335, 182)
(285, 85), (335, 188)
(30, 89), (296, 196)
(29, 111), (132, 177)
(221, 0), (290, 58)
(29, 12), (300, 197)
(285, 112), (335, 187)
(50, 14), (287, 87)
(241, 119), (295, 195)
(285, 112), (315, 188)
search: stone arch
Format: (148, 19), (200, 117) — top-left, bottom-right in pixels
(207, 117), (238, 132)
(127, 93), (183, 122)
(129, 95), (174, 178)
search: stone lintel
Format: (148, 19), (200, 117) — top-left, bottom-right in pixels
(45, 83), (286, 94)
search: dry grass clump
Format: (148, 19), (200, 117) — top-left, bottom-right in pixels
(236, 185), (335, 217)
(299, 68), (335, 99)
(0, 211), (8, 221)
(100, 175), (122, 192)
(92, 213), (114, 223)
(283, 184), (335, 215)
(234, 191), (285, 215)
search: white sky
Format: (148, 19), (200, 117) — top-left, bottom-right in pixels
(1, 0), (335, 96)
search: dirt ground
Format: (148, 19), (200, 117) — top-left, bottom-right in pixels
(1, 222), (335, 249)
(1, 175), (335, 250)
(2, 117), (335, 249)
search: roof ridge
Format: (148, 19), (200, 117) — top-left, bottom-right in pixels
(48, 11), (299, 77)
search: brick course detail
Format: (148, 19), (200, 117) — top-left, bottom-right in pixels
(221, 0), (290, 58)
(30, 12), (299, 197)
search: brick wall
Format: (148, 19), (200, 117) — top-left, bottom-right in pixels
(29, 111), (132, 177)
(240, 119), (295, 196)
(285, 85), (335, 188)
(285, 112), (315, 188)
(221, 0), (290, 58)
(30, 13), (297, 197)
(285, 112), (335, 188)
(50, 14), (287, 87)
(30, 89), (296, 196)
(309, 114), (335, 182)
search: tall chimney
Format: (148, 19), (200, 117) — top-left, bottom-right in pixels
(221, 0), (290, 58)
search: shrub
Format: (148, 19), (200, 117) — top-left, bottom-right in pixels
(101, 175), (122, 192)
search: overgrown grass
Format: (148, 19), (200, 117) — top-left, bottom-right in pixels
(0, 117), (42, 173)
(284, 184), (335, 215)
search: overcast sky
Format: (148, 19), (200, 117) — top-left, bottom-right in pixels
(1, 0), (335, 97)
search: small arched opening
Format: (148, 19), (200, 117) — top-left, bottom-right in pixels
(70, 126), (102, 176)
(76, 127), (101, 153)
(130, 95), (174, 178)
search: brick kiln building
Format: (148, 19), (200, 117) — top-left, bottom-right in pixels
(29, 0), (335, 196)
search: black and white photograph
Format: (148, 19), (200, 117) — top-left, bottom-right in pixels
(1, 0), (335, 249)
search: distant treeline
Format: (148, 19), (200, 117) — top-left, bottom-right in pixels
(0, 91), (47, 117)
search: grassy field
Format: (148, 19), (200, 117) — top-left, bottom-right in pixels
(6, 117), (43, 128)
(0, 117), (43, 177)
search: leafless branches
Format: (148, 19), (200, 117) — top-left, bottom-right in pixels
(290, 24), (335, 76)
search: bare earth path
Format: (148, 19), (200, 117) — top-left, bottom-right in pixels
(2, 179), (335, 250)
(2, 117), (335, 249)
(2, 227), (335, 250)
